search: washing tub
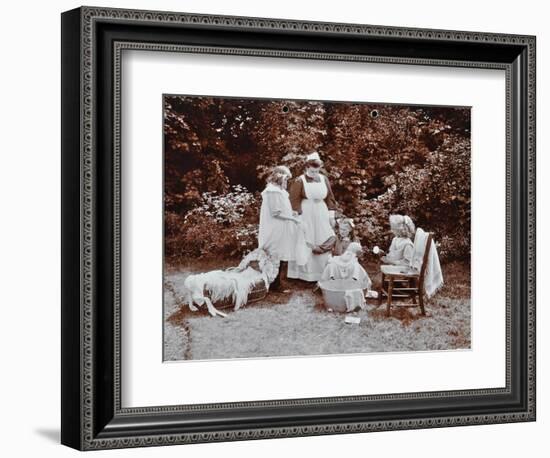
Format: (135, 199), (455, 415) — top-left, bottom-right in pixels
(318, 279), (366, 313)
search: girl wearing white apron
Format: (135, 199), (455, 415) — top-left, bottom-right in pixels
(287, 173), (336, 282)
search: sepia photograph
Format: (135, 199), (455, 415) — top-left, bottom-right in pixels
(163, 95), (471, 362)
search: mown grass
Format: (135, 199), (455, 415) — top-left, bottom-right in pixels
(164, 260), (470, 361)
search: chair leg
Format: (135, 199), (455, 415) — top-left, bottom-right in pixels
(418, 291), (426, 316)
(377, 273), (385, 306)
(386, 278), (393, 317)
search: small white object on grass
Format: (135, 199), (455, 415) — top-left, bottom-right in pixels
(372, 246), (380, 254)
(344, 316), (361, 324)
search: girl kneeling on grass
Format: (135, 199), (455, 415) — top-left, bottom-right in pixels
(333, 217), (359, 255)
(321, 241), (372, 290)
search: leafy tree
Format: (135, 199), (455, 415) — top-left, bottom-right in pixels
(163, 96), (470, 264)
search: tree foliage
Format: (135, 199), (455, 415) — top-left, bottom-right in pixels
(164, 96), (471, 264)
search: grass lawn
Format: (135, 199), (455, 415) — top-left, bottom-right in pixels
(164, 259), (470, 361)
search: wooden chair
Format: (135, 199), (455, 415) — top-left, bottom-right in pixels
(377, 233), (433, 317)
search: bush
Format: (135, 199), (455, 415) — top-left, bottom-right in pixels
(164, 96), (471, 265)
(165, 185), (259, 263)
(350, 136), (471, 261)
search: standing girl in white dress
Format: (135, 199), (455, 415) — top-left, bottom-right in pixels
(258, 166), (310, 290)
(287, 152), (339, 282)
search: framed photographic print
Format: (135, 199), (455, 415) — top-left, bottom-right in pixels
(61, 6), (536, 450)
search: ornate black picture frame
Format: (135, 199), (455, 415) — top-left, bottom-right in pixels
(61, 6), (536, 450)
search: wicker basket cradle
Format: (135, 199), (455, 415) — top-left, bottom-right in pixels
(205, 278), (269, 310)
(199, 249), (278, 310)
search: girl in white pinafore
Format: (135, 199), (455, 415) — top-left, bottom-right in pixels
(287, 173), (336, 282)
(259, 166), (303, 261)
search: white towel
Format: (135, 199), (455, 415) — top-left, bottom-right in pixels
(344, 289), (366, 312)
(410, 228), (444, 298)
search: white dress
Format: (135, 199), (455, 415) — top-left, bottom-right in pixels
(287, 175), (336, 281)
(384, 236), (414, 265)
(258, 183), (309, 263)
(321, 253), (372, 290)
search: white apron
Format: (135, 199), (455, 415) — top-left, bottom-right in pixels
(287, 175), (335, 282)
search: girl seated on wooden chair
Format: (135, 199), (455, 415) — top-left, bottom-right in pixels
(380, 214), (415, 266)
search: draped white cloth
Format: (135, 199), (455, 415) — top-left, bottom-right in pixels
(288, 175), (336, 281)
(183, 269), (267, 316)
(236, 248), (280, 286)
(410, 228), (444, 298)
(344, 289), (367, 312)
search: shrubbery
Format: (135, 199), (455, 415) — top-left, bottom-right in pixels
(165, 185), (259, 263)
(164, 96), (471, 265)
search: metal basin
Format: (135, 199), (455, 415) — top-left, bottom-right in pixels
(318, 279), (366, 313)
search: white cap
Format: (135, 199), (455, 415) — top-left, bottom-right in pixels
(306, 152), (322, 163)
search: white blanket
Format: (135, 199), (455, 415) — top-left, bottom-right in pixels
(344, 289), (366, 312)
(410, 228), (444, 298)
(184, 267), (264, 316)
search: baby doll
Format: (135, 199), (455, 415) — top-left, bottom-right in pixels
(322, 242), (372, 290)
(378, 214), (415, 266)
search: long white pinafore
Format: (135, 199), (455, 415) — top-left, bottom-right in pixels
(258, 185), (297, 262)
(287, 175), (335, 282)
